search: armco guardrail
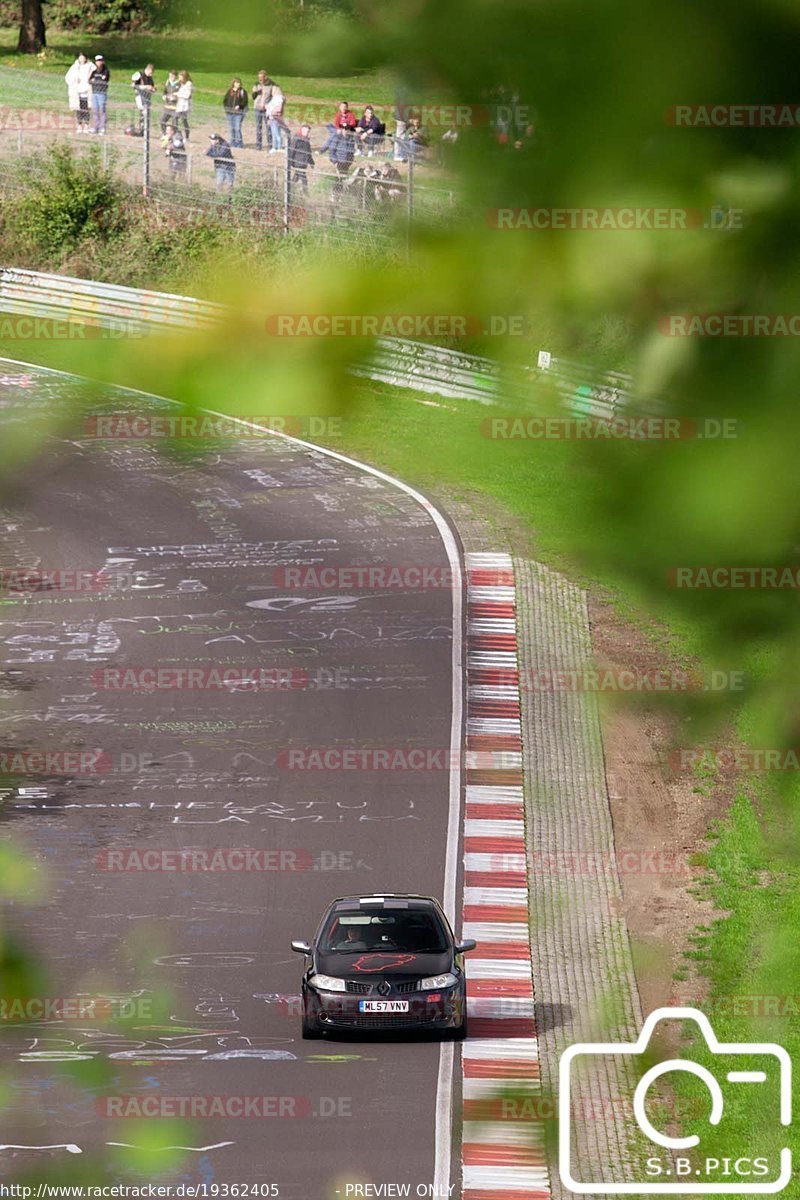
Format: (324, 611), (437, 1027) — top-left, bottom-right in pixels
(0, 267), (645, 418)
(0, 267), (224, 334)
(354, 339), (523, 405)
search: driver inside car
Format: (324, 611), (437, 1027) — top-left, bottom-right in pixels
(334, 924), (370, 950)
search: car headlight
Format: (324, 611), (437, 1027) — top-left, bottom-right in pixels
(419, 972), (458, 990)
(308, 974), (346, 993)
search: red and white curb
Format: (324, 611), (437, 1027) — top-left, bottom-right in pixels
(461, 552), (551, 1200)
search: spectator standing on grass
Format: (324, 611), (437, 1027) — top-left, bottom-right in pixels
(328, 125), (356, 198)
(65, 52), (93, 133)
(223, 78), (248, 148)
(288, 123), (314, 194)
(175, 70), (193, 140)
(320, 100), (357, 152)
(89, 53), (110, 135)
(396, 114), (427, 162)
(207, 133), (236, 192)
(252, 71), (273, 151)
(266, 83), (287, 151)
(160, 69), (180, 133)
(355, 105), (385, 156)
(131, 63), (156, 134)
(162, 122), (187, 179)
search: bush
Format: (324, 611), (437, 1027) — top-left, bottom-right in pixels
(0, 1), (163, 32)
(0, 0), (354, 32)
(5, 143), (126, 258)
(46, 0), (156, 32)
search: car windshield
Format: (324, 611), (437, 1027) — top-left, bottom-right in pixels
(320, 908), (449, 954)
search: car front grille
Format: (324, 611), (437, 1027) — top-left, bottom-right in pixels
(344, 980), (372, 995)
(329, 1011), (441, 1029)
(394, 980), (419, 994)
(343, 978), (419, 995)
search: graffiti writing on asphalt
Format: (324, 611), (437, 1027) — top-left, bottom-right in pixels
(6, 788), (421, 822)
(11, 1030), (296, 1064)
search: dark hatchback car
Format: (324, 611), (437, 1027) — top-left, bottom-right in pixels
(291, 893), (476, 1038)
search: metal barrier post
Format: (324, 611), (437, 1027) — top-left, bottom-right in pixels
(284, 141), (291, 235)
(143, 100), (151, 197)
(406, 155), (414, 253)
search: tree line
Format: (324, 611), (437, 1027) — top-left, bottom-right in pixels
(11, 0), (354, 52)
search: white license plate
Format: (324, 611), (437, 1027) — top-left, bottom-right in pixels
(358, 1000), (409, 1013)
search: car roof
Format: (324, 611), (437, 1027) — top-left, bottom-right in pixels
(327, 893), (441, 911)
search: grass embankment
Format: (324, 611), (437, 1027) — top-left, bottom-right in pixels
(0, 26), (395, 108)
(663, 784), (798, 1186)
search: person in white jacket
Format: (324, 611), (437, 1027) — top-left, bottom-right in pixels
(267, 84), (287, 151)
(175, 70), (193, 140)
(65, 53), (93, 133)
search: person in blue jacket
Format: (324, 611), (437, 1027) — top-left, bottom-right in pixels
(207, 133), (236, 191)
(328, 125), (356, 197)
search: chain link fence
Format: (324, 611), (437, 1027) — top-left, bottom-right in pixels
(0, 65), (467, 247)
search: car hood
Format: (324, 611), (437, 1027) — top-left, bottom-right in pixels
(314, 949), (453, 979)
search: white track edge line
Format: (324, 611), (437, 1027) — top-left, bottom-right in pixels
(0, 354), (463, 1200)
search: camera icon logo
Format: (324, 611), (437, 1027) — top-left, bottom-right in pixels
(559, 1007), (791, 1194)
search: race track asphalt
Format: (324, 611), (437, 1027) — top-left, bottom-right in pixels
(0, 363), (463, 1199)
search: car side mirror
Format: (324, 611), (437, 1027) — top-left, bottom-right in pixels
(291, 939), (311, 954)
(456, 938), (477, 953)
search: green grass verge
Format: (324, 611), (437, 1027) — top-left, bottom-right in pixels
(663, 787), (798, 1189)
(313, 378), (703, 663)
(0, 26), (396, 107)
